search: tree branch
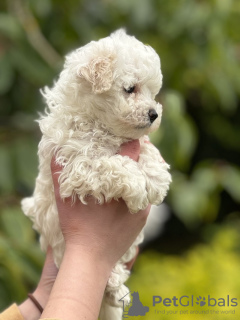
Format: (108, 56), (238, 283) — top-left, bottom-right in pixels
(8, 0), (63, 68)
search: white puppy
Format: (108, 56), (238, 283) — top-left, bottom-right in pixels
(22, 29), (171, 319)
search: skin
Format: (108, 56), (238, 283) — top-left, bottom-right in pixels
(18, 139), (150, 320)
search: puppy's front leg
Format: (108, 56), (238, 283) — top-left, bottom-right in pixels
(89, 155), (150, 213)
(58, 155), (149, 213)
(138, 140), (171, 205)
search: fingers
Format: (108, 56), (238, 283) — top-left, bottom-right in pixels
(119, 139), (140, 161)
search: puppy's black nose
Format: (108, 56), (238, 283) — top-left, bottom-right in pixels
(148, 109), (158, 123)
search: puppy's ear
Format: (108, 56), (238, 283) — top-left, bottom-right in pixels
(78, 55), (115, 94)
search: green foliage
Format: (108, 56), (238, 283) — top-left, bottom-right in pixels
(0, 207), (43, 309)
(0, 134), (38, 195)
(127, 224), (240, 319)
(0, 0), (240, 311)
(150, 91), (198, 171)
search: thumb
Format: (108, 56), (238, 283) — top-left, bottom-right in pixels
(119, 139), (140, 162)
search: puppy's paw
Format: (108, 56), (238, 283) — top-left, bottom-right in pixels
(144, 161), (172, 204)
(92, 155), (149, 212)
(138, 141), (172, 205)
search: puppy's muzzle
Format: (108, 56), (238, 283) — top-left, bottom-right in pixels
(148, 109), (158, 123)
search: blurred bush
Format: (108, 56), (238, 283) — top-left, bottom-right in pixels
(0, 206), (43, 309)
(127, 224), (240, 319)
(0, 0), (240, 311)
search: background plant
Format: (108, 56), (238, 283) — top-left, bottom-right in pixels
(0, 0), (239, 314)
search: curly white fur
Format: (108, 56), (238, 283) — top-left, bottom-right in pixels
(21, 29), (171, 319)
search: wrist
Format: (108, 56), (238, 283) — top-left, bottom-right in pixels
(32, 286), (49, 310)
(42, 243), (113, 320)
(18, 288), (48, 320)
(64, 242), (114, 277)
(65, 241), (115, 274)
(19, 297), (42, 320)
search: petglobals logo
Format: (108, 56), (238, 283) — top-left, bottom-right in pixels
(119, 291), (238, 318)
(119, 291), (149, 318)
(153, 294), (238, 308)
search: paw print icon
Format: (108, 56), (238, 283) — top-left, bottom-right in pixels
(196, 296), (206, 307)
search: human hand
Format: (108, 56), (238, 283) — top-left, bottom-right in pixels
(40, 140), (150, 320)
(51, 139), (150, 269)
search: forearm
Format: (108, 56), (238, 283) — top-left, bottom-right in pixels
(41, 244), (112, 320)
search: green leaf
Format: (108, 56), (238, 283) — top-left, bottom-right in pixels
(10, 137), (38, 192)
(0, 14), (23, 40)
(0, 207), (35, 243)
(0, 145), (14, 194)
(0, 54), (15, 94)
(170, 171), (220, 228)
(220, 165), (240, 202)
(151, 91), (198, 170)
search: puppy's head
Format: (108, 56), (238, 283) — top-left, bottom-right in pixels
(45, 30), (163, 140)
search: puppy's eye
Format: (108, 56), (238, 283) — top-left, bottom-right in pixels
(124, 86), (135, 94)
